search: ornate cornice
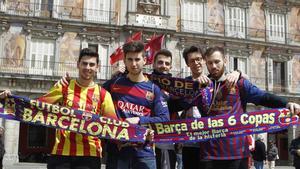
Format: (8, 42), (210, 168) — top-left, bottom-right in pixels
(225, 0), (250, 8)
(263, 47), (292, 61)
(264, 1), (289, 14)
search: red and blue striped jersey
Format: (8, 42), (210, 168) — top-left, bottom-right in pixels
(103, 75), (170, 157)
(199, 78), (252, 160)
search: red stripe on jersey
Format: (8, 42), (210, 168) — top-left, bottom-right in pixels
(112, 84), (148, 98)
(83, 88), (95, 156)
(62, 82), (68, 106)
(56, 84), (68, 155)
(96, 87), (102, 116)
(69, 83), (81, 156)
(93, 136), (101, 157)
(56, 130), (66, 155)
(219, 140), (225, 157)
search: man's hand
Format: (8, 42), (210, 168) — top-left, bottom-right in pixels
(54, 72), (71, 87)
(296, 149), (300, 156)
(145, 129), (154, 142)
(111, 64), (126, 78)
(0, 90), (11, 99)
(225, 71), (240, 88)
(126, 117), (140, 124)
(61, 72), (71, 86)
(286, 102), (300, 116)
(196, 75), (210, 87)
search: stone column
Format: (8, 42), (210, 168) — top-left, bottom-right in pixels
(3, 120), (20, 166)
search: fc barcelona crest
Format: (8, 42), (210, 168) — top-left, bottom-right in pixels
(229, 87), (236, 94)
(145, 91), (154, 101)
(92, 94), (99, 103)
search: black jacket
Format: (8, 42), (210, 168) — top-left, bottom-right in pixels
(290, 137), (300, 167)
(252, 140), (266, 161)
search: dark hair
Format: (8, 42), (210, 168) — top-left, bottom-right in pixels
(123, 41), (145, 58)
(153, 49), (172, 63)
(182, 46), (203, 65)
(204, 46), (225, 60)
(78, 48), (99, 64)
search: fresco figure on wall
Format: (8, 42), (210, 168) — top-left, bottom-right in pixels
(289, 8), (300, 42)
(249, 1), (265, 38)
(207, 0), (224, 34)
(8, 0), (30, 15)
(4, 33), (26, 67)
(61, 0), (83, 19)
(292, 55), (300, 93)
(59, 32), (80, 74)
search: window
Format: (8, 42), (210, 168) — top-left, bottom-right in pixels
(273, 61), (285, 92)
(30, 39), (55, 75)
(225, 7), (245, 38)
(181, 0), (204, 33)
(267, 57), (292, 92)
(84, 43), (109, 80)
(84, 0), (110, 23)
(267, 13), (285, 43)
(30, 0), (50, 17)
(229, 56), (248, 74)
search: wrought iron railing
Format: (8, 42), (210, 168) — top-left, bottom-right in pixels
(0, 58), (298, 93)
(178, 19), (291, 44)
(0, 1), (118, 25)
(0, 58), (112, 80)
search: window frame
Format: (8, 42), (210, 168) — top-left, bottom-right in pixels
(225, 6), (246, 38)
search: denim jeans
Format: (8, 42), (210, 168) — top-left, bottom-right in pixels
(254, 160), (264, 169)
(176, 154), (183, 169)
(106, 153), (156, 169)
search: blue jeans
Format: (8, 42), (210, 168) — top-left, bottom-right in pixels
(254, 160), (264, 169)
(106, 154), (156, 169)
(176, 154), (183, 169)
(117, 157), (156, 169)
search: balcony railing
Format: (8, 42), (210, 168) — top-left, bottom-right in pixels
(0, 58), (112, 80)
(0, 1), (118, 25)
(178, 19), (294, 45)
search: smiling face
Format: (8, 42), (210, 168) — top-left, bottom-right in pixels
(124, 51), (146, 76)
(77, 55), (99, 81)
(187, 52), (205, 77)
(205, 51), (226, 79)
(153, 54), (172, 74)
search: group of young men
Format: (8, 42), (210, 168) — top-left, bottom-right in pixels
(0, 40), (300, 169)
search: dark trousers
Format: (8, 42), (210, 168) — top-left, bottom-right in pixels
(155, 148), (176, 169)
(202, 159), (243, 169)
(47, 155), (101, 169)
(182, 147), (201, 169)
(0, 157), (2, 169)
(238, 158), (249, 169)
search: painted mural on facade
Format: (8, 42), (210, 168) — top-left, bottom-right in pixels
(250, 48), (266, 89)
(292, 55), (300, 93)
(6, 0), (30, 15)
(207, 0), (224, 34)
(249, 1), (265, 39)
(59, 32), (80, 75)
(289, 7), (300, 43)
(1, 27), (26, 69)
(57, 0), (83, 19)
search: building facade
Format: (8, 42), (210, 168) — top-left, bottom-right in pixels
(0, 0), (299, 168)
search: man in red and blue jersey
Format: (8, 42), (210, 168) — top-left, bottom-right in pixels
(200, 46), (300, 169)
(103, 41), (170, 169)
(180, 46), (241, 169)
